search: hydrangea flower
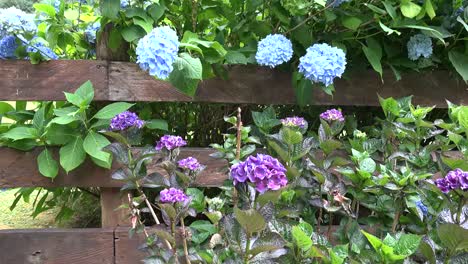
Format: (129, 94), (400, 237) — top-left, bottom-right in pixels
(110, 111), (144, 131)
(120, 0), (129, 8)
(0, 35), (17, 59)
(255, 34), (293, 68)
(230, 154), (288, 193)
(327, 0), (351, 8)
(155, 135), (187, 151)
(54, 0), (61, 12)
(415, 200), (428, 217)
(0, 7), (36, 35)
(281, 116), (307, 129)
(435, 169), (468, 193)
(26, 40), (59, 60)
(320, 109), (344, 122)
(407, 34), (432, 61)
(85, 21), (100, 44)
(136, 26), (180, 79)
(159, 188), (189, 204)
(178, 157), (201, 171)
(298, 43), (346, 87)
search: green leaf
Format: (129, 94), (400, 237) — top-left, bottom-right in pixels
(33, 3), (56, 17)
(121, 24), (146, 42)
(64, 9), (79, 20)
(234, 208), (266, 234)
(186, 188), (205, 213)
(59, 136), (86, 173)
(382, 1), (397, 19)
(379, 96), (400, 117)
(292, 225), (312, 251)
(2, 127), (38, 140)
(437, 224), (468, 252)
(101, 0), (120, 20)
(190, 220), (216, 244)
(133, 17), (153, 33)
(37, 148), (59, 178)
(458, 106), (468, 131)
(49, 115), (79, 125)
(73, 80), (94, 106)
(83, 131), (111, 163)
(342, 16), (362, 31)
(147, 2), (166, 21)
(169, 53), (203, 97)
(361, 230), (383, 252)
(394, 234), (421, 256)
(359, 158), (376, 173)
(419, 240), (436, 264)
(146, 119), (168, 130)
(448, 50), (468, 83)
(280, 127), (303, 145)
(93, 102), (134, 119)
(362, 38), (383, 78)
(400, 2), (422, 18)
(0, 102), (14, 115)
(108, 27), (123, 51)
(320, 139), (342, 155)
(64, 92), (84, 107)
(33, 106), (45, 132)
(424, 0), (435, 19)
(225, 50), (248, 64)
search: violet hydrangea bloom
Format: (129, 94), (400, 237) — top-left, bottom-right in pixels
(136, 26), (179, 79)
(298, 43), (346, 87)
(407, 34), (432, 61)
(281, 116), (306, 129)
(230, 154), (288, 193)
(435, 178), (451, 193)
(320, 109), (344, 122)
(160, 188), (189, 204)
(110, 111), (144, 131)
(178, 157), (201, 171)
(255, 34), (293, 68)
(435, 169), (468, 193)
(155, 135), (187, 151)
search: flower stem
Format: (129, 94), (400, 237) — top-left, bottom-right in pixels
(392, 199), (401, 233)
(180, 217), (191, 264)
(456, 197), (465, 225)
(171, 221), (179, 264)
(244, 233), (251, 264)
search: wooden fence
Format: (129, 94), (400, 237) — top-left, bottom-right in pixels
(0, 59), (467, 264)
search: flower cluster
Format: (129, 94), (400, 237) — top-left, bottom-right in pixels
(320, 109), (344, 122)
(0, 7), (36, 35)
(27, 40), (59, 60)
(298, 43), (346, 87)
(281, 116), (306, 129)
(155, 135), (187, 151)
(415, 200), (428, 217)
(327, 0), (351, 8)
(121, 0), (129, 8)
(230, 154), (288, 193)
(407, 34), (432, 61)
(0, 35), (17, 59)
(435, 169), (468, 193)
(255, 34), (293, 68)
(110, 111), (144, 131)
(85, 21), (100, 44)
(136, 26), (180, 79)
(159, 188), (189, 204)
(178, 157), (201, 171)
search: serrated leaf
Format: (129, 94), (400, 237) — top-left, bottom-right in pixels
(448, 50), (468, 83)
(146, 119), (168, 130)
(169, 53), (203, 97)
(2, 127), (38, 140)
(83, 131), (111, 163)
(93, 102), (134, 119)
(37, 148), (59, 178)
(101, 0), (120, 20)
(292, 226), (312, 251)
(59, 136), (86, 173)
(234, 208), (266, 234)
(437, 224), (468, 252)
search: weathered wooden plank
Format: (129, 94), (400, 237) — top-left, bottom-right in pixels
(0, 147), (228, 188)
(0, 60), (466, 106)
(0, 228), (114, 264)
(0, 60), (108, 101)
(101, 188), (129, 227)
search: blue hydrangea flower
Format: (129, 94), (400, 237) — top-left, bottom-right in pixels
(327, 0), (351, 7)
(298, 43), (347, 87)
(255, 34), (293, 68)
(136, 26), (180, 79)
(54, 0), (61, 12)
(0, 7), (36, 35)
(407, 34), (432, 61)
(415, 200), (428, 217)
(85, 21), (100, 44)
(27, 41), (58, 60)
(121, 0), (129, 8)
(0, 35), (17, 59)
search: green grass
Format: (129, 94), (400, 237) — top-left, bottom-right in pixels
(0, 189), (57, 229)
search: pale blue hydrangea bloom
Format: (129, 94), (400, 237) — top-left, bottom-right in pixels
(298, 43), (347, 86)
(27, 41), (59, 60)
(54, 0), (61, 12)
(0, 35), (17, 59)
(85, 21), (100, 44)
(255, 34), (293, 68)
(327, 0), (351, 8)
(407, 34), (432, 61)
(136, 26), (180, 79)
(0, 7), (36, 35)
(121, 0), (129, 8)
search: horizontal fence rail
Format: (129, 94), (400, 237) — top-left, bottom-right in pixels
(0, 147), (228, 188)
(0, 60), (466, 106)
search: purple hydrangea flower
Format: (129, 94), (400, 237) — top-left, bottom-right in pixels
(230, 154), (288, 193)
(435, 178), (451, 193)
(320, 109), (344, 122)
(281, 116), (307, 129)
(155, 135), (187, 151)
(461, 171), (468, 191)
(159, 188), (189, 204)
(110, 111), (144, 131)
(415, 200), (428, 217)
(178, 157), (201, 171)
(445, 169), (462, 189)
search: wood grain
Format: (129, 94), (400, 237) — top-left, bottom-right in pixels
(0, 228), (114, 264)
(0, 147), (228, 188)
(0, 60), (466, 106)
